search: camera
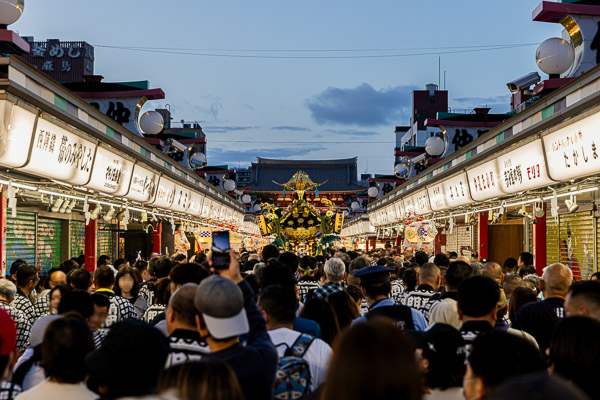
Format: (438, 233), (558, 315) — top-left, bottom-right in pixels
(506, 72), (541, 92)
(166, 138), (189, 152)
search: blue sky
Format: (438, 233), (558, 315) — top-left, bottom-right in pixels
(13, 0), (559, 176)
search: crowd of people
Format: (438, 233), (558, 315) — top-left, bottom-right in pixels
(1, 244), (599, 399)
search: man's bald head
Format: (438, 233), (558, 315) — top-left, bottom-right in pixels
(541, 263), (573, 298)
(49, 270), (67, 288)
(457, 256), (471, 265)
(483, 262), (503, 285)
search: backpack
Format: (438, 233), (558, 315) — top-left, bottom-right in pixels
(273, 333), (315, 399)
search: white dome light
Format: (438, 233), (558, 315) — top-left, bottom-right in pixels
(394, 160), (410, 179)
(367, 186), (379, 198)
(425, 136), (445, 157)
(139, 111), (164, 135)
(241, 194), (252, 204)
(0, 0), (24, 26)
(253, 203), (262, 212)
(223, 179), (236, 192)
(536, 37), (575, 76)
(351, 201), (360, 210)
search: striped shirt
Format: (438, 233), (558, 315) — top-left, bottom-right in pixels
(399, 285), (437, 311)
(165, 329), (210, 368)
(391, 280), (405, 304)
(92, 331), (105, 348)
(96, 289), (137, 335)
(297, 280), (321, 303)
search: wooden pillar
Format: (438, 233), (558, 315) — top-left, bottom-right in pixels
(0, 187), (6, 278)
(533, 204), (547, 276)
(478, 211), (489, 261)
(153, 222), (162, 254)
(85, 207), (97, 272)
(434, 231), (442, 255)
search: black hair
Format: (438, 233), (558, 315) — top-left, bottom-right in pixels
(278, 252), (300, 275)
(519, 252), (534, 266)
(194, 253), (208, 264)
(376, 257), (392, 267)
(446, 261), (473, 290)
(10, 259), (25, 276)
(58, 290), (94, 319)
(172, 253), (187, 263)
(242, 259), (259, 273)
(260, 263), (297, 290)
(298, 297), (340, 346)
(113, 266), (140, 298)
(97, 255), (111, 268)
(548, 316), (600, 399)
(154, 278), (171, 305)
(133, 260), (148, 273)
(361, 281), (392, 299)
(60, 259), (79, 275)
(518, 265), (536, 278)
(68, 268), (91, 291)
(113, 258), (128, 270)
(503, 257), (518, 270)
(169, 262), (209, 286)
(457, 275), (499, 318)
(433, 253), (450, 268)
(449, 252), (458, 259)
(149, 256), (173, 279)
(16, 263), (37, 287)
(349, 256), (369, 273)
(569, 280), (600, 309)
(299, 256), (317, 273)
(46, 267), (60, 280)
(468, 330), (545, 389)
(94, 265), (115, 289)
(401, 268), (418, 291)
(243, 274), (261, 298)
(261, 244), (280, 262)
(258, 284), (297, 325)
(92, 292), (110, 309)
(422, 324), (466, 390)
(345, 284), (364, 304)
(414, 251), (429, 266)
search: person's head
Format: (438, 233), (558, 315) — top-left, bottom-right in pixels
(299, 297), (340, 346)
(519, 265), (536, 278)
(58, 290), (94, 319)
(172, 253), (187, 264)
(148, 256), (173, 279)
(456, 255), (471, 265)
(403, 247), (414, 260)
(324, 257), (346, 283)
(86, 320), (170, 398)
(508, 287), (538, 324)
(0, 279), (17, 302)
(327, 290), (360, 331)
(60, 259), (79, 276)
(564, 280), (600, 320)
(134, 259), (150, 281)
(482, 262), (503, 285)
(486, 372), (590, 400)
(414, 251), (429, 266)
(41, 315), (95, 383)
(9, 259), (26, 282)
(518, 252), (533, 267)
(113, 258), (129, 270)
(446, 261), (473, 291)
(433, 253), (450, 269)
(522, 274), (540, 294)
(419, 262), (441, 290)
(259, 262), (297, 292)
(591, 272), (600, 281)
(322, 319), (421, 400)
(464, 330), (545, 400)
(158, 359), (244, 400)
(548, 316), (600, 399)
(166, 283), (200, 334)
(345, 285), (364, 312)
(169, 262), (209, 294)
(49, 284), (71, 315)
(194, 275), (249, 345)
(457, 276), (500, 322)
(68, 268), (91, 291)
(16, 263), (38, 292)
(298, 256), (318, 277)
(541, 263), (573, 298)
(502, 273), (525, 300)
(48, 269), (67, 288)
(261, 244), (279, 262)
(277, 251), (299, 275)
(502, 257), (518, 274)
(258, 284), (297, 329)
(113, 266), (140, 298)
(94, 265), (115, 289)
(417, 323), (466, 391)
(402, 268), (418, 291)
(89, 293), (110, 332)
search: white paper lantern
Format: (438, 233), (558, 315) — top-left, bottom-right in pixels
(241, 194), (252, 204)
(425, 136), (445, 157)
(253, 203), (262, 212)
(139, 111), (164, 135)
(536, 37), (575, 76)
(189, 152), (207, 169)
(394, 162), (410, 178)
(223, 179), (236, 192)
(351, 201), (360, 210)
(367, 186), (379, 198)
(0, 0), (24, 26)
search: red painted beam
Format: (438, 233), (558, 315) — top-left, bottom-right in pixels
(478, 211), (488, 261)
(153, 222), (162, 254)
(74, 88), (166, 100)
(533, 204), (546, 276)
(533, 1), (600, 23)
(85, 209), (97, 272)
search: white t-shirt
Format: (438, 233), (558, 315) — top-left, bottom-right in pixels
(15, 380), (96, 400)
(268, 327), (332, 391)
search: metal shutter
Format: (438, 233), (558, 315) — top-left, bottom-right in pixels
(547, 216), (560, 266)
(70, 221), (85, 259)
(97, 228), (113, 260)
(7, 212), (36, 268)
(547, 212), (594, 281)
(37, 217), (62, 275)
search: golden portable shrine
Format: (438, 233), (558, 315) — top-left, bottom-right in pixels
(256, 171), (344, 256)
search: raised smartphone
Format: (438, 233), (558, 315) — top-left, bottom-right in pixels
(211, 231), (231, 269)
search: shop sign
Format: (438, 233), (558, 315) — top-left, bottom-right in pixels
(497, 140), (554, 193)
(201, 197), (214, 219)
(19, 118), (96, 185)
(152, 177), (177, 208)
(86, 146), (133, 196)
(187, 192), (204, 215)
(171, 185), (191, 213)
(543, 112), (600, 181)
(467, 160), (504, 201)
(427, 183), (447, 211)
(443, 172), (472, 208)
(412, 190), (431, 216)
(388, 204), (398, 221)
(0, 101), (37, 168)
(126, 164), (158, 203)
(403, 196), (416, 218)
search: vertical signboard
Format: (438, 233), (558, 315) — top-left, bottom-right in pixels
(85, 145), (133, 196)
(126, 164), (158, 203)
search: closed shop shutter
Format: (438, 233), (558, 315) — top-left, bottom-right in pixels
(37, 217), (62, 275)
(98, 228), (113, 260)
(445, 225), (473, 255)
(7, 212), (36, 268)
(547, 212), (594, 281)
(70, 221), (85, 259)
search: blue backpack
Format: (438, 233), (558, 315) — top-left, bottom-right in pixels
(273, 333), (315, 399)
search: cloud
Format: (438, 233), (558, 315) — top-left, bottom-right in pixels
(452, 95), (510, 113)
(324, 129), (379, 137)
(203, 125), (259, 133)
(271, 126), (312, 132)
(306, 83), (417, 126)
(208, 146), (321, 168)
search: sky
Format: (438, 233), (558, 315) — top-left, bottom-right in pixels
(12, 0), (560, 176)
